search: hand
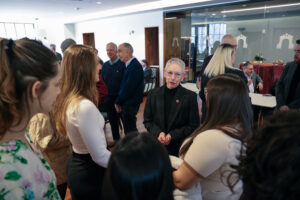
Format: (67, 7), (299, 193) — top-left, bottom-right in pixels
(196, 79), (201, 89)
(279, 105), (289, 111)
(158, 132), (166, 144)
(247, 80), (253, 86)
(115, 104), (122, 113)
(257, 83), (263, 92)
(165, 134), (172, 145)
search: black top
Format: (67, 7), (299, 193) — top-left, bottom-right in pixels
(164, 85), (178, 133)
(199, 67), (247, 123)
(287, 64), (300, 104)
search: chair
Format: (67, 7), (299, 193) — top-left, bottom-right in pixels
(144, 67), (159, 95)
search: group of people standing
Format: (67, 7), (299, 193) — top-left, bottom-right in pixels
(0, 34), (299, 200)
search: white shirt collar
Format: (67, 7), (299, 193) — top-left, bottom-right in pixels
(125, 57), (135, 67)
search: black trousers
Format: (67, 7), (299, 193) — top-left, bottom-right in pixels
(121, 104), (140, 135)
(67, 152), (105, 200)
(105, 96), (122, 140)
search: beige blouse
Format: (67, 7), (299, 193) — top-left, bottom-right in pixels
(28, 113), (72, 185)
(183, 129), (243, 200)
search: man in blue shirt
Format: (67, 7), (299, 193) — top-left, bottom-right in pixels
(101, 42), (125, 142)
(115, 43), (144, 134)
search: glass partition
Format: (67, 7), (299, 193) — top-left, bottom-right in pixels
(164, 0), (300, 81)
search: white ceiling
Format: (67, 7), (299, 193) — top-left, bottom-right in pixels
(0, 0), (250, 23)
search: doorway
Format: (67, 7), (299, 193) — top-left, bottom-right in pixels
(82, 33), (95, 48)
(145, 27), (159, 65)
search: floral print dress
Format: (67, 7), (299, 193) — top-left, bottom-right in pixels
(0, 132), (61, 200)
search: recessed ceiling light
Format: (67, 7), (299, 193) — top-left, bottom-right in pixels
(212, 13), (216, 16)
(221, 2), (300, 13)
(96, 2), (102, 5)
(75, 7), (80, 11)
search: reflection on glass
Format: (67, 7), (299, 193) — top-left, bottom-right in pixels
(164, 0), (300, 81)
(15, 24), (26, 39)
(0, 23), (6, 38)
(5, 23), (17, 39)
(25, 24), (35, 39)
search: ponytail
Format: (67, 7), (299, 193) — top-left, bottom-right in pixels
(0, 38), (58, 137)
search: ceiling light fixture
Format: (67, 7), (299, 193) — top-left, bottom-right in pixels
(67, 0), (211, 22)
(221, 2), (300, 13)
(96, 2), (102, 5)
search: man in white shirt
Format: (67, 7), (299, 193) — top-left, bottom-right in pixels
(243, 61), (263, 93)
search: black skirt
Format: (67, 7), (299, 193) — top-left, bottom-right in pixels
(67, 151), (105, 200)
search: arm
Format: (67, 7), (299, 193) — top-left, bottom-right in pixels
(275, 65), (289, 108)
(169, 93), (200, 141)
(173, 161), (203, 190)
(287, 98), (300, 109)
(96, 76), (108, 106)
(143, 90), (163, 137)
(28, 113), (71, 151)
(77, 100), (111, 167)
(116, 66), (143, 105)
(173, 130), (229, 189)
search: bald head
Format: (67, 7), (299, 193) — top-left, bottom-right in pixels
(221, 34), (237, 46)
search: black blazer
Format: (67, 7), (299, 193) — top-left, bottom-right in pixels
(276, 62), (300, 109)
(143, 85), (200, 156)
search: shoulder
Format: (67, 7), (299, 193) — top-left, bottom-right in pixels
(178, 86), (197, 97)
(284, 61), (296, 71)
(30, 113), (50, 124)
(67, 99), (97, 116)
(102, 61), (110, 68)
(285, 61), (295, 67)
(194, 129), (238, 145)
(148, 86), (164, 96)
(78, 99), (97, 112)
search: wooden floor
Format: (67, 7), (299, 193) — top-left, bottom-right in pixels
(104, 96), (147, 146)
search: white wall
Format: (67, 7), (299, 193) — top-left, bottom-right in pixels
(35, 19), (66, 54)
(74, 10), (164, 85)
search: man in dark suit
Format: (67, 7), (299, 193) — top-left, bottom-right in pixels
(276, 39), (300, 110)
(50, 44), (62, 61)
(242, 61), (263, 93)
(144, 58), (200, 156)
(115, 43), (144, 134)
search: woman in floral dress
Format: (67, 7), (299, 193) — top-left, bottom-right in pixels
(0, 38), (61, 199)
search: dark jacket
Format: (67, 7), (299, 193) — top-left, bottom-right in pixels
(275, 62), (300, 109)
(200, 67), (248, 122)
(144, 85), (200, 156)
(115, 58), (144, 106)
(101, 58), (126, 97)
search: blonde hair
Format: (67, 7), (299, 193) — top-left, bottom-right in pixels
(53, 45), (98, 135)
(204, 45), (236, 77)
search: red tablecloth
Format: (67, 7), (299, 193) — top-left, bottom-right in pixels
(240, 62), (284, 94)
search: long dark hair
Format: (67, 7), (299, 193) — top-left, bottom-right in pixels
(0, 38), (58, 137)
(234, 110), (300, 200)
(103, 132), (174, 200)
(180, 74), (252, 157)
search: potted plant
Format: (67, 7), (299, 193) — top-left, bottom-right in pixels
(253, 53), (265, 64)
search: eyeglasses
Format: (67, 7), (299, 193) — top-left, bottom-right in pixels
(166, 71), (182, 78)
(294, 50), (300, 54)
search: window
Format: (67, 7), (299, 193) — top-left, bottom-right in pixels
(0, 22), (35, 39)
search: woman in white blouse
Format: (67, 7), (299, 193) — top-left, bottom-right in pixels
(172, 74), (253, 200)
(53, 45), (111, 200)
